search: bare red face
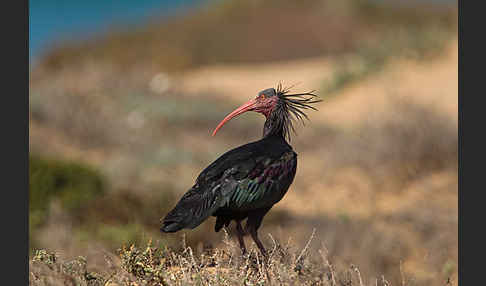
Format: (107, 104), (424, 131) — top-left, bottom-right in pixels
(212, 89), (278, 136)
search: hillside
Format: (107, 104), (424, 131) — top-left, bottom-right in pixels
(29, 1), (458, 285)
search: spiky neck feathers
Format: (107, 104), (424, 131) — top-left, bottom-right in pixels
(262, 86), (321, 141)
(263, 102), (291, 140)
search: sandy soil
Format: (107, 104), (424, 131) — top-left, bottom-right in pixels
(174, 40), (457, 127)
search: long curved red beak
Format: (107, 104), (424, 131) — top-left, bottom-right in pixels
(212, 99), (257, 136)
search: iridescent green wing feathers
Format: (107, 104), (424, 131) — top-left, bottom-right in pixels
(161, 138), (297, 233)
(223, 151), (297, 211)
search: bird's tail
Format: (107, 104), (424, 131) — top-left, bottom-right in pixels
(160, 204), (196, 233)
(160, 184), (223, 233)
(160, 216), (184, 233)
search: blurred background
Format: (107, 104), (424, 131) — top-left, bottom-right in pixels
(29, 0), (457, 285)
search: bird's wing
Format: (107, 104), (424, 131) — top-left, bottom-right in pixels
(161, 139), (297, 233)
(161, 144), (260, 232)
(196, 142), (259, 185)
(221, 151), (297, 211)
(161, 176), (237, 232)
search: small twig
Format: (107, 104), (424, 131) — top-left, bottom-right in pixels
(268, 233), (278, 254)
(267, 233), (279, 263)
(181, 233), (187, 250)
(221, 228), (235, 266)
(187, 246), (198, 272)
(255, 249), (261, 275)
(319, 243), (336, 286)
(295, 228), (316, 264)
(179, 254), (186, 277)
(381, 275), (390, 286)
(400, 260), (405, 286)
(351, 264), (364, 286)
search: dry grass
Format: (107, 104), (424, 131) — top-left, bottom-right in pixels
(30, 234), (412, 286)
(322, 97), (457, 189)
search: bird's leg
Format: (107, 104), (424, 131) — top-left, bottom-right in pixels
(248, 226), (267, 257)
(246, 208), (271, 257)
(236, 221), (247, 255)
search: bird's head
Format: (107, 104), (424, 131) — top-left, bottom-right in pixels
(212, 84), (321, 138)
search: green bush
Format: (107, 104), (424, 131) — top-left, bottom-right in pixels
(29, 154), (106, 232)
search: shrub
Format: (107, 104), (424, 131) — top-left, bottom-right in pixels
(29, 154), (106, 240)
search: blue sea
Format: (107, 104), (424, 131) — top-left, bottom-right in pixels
(29, 0), (206, 63)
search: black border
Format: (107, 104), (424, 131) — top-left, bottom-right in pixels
(7, 0), (30, 283)
(459, 0), (476, 285)
(2, 0), (29, 283)
(25, 0), (30, 284)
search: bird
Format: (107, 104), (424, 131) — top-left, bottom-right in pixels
(160, 84), (321, 256)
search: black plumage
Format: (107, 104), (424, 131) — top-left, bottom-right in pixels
(161, 85), (321, 255)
